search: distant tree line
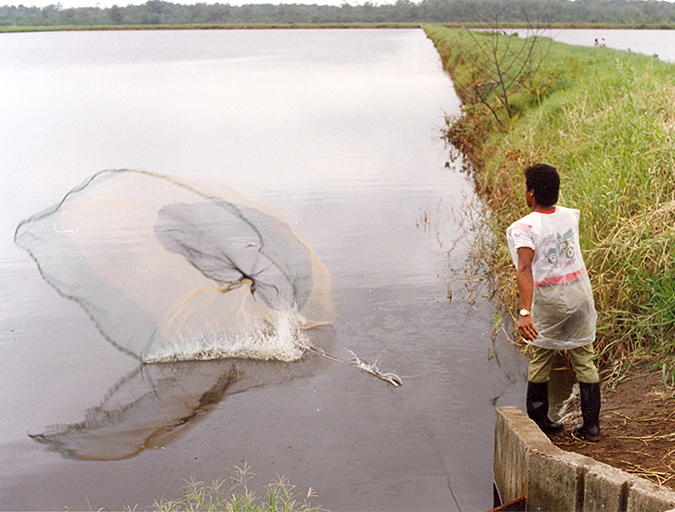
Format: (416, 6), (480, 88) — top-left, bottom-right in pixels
(2, 0), (675, 28)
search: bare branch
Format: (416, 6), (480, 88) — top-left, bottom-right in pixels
(455, 4), (552, 123)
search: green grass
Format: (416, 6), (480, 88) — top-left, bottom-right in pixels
(425, 24), (675, 365)
(150, 464), (325, 512)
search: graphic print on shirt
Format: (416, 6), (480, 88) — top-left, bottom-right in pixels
(543, 228), (575, 266)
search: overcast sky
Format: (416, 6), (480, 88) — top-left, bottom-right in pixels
(15, 0), (395, 9)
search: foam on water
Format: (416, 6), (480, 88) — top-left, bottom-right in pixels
(148, 309), (311, 363)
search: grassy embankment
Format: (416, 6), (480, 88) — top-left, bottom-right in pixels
(424, 25), (675, 376)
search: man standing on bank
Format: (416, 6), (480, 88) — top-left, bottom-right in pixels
(506, 163), (601, 441)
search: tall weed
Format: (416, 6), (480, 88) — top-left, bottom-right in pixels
(426, 25), (675, 361)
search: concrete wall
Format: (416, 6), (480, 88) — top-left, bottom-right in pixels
(494, 407), (675, 512)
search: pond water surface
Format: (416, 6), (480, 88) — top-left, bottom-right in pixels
(0, 27), (532, 511)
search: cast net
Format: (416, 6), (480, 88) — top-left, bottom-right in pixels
(15, 169), (337, 363)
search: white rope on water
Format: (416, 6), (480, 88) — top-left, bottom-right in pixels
(308, 346), (403, 387)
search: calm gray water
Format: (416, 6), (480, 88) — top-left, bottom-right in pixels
(0, 28), (522, 511)
(2, 25), (671, 512)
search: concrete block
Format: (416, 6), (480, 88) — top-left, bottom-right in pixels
(583, 459), (634, 511)
(494, 406), (675, 512)
(494, 407), (529, 504)
(494, 407), (563, 506)
(527, 450), (583, 511)
(627, 477), (675, 512)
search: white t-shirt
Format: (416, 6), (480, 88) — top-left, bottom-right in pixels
(506, 206), (597, 350)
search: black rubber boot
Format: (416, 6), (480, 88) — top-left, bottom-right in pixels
(526, 381), (564, 434)
(575, 381), (601, 441)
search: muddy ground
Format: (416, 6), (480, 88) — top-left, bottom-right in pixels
(549, 362), (675, 490)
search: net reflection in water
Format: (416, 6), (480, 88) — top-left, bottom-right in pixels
(28, 340), (334, 461)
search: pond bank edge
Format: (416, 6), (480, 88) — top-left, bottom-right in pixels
(495, 407), (675, 511)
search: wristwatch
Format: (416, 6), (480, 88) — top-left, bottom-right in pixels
(519, 309), (531, 317)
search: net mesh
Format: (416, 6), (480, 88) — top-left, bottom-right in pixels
(15, 170), (336, 363)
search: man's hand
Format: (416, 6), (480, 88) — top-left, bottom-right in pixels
(518, 314), (539, 341)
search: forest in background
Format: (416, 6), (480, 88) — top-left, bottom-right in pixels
(3, 0), (675, 29)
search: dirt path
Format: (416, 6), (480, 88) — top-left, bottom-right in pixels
(549, 363), (675, 489)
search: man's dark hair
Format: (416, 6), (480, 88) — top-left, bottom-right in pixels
(525, 163), (560, 207)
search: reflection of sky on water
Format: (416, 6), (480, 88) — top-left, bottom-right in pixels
(0, 29), (525, 512)
(0, 29), (458, 202)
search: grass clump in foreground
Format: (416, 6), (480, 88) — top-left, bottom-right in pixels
(424, 24), (675, 376)
(151, 464), (324, 512)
